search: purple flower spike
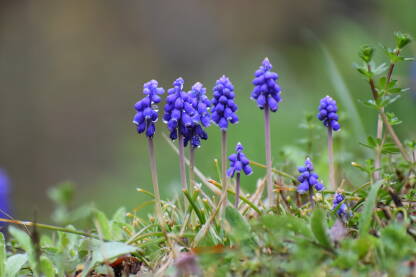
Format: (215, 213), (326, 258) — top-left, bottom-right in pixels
(333, 193), (349, 217)
(185, 82), (211, 148)
(133, 80), (164, 138)
(211, 75), (238, 130)
(189, 82), (211, 127)
(317, 96), (340, 131)
(251, 58), (282, 112)
(227, 143), (253, 178)
(296, 158), (324, 194)
(163, 78), (196, 141)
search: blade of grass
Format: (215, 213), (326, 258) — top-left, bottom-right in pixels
(208, 179), (262, 214)
(250, 160), (298, 183)
(183, 190), (206, 224)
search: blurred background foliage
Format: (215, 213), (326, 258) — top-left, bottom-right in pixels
(0, 0), (415, 221)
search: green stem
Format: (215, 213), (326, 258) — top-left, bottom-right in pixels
(209, 179), (262, 214)
(189, 147), (196, 192)
(328, 127), (336, 190)
(264, 106), (276, 208)
(0, 218), (100, 239)
(183, 190), (206, 224)
(178, 134), (188, 190)
(235, 173), (241, 208)
(249, 160), (298, 183)
(221, 130), (228, 210)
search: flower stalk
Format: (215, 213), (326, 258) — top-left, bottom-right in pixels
(264, 106), (275, 207)
(235, 173), (241, 208)
(327, 127), (336, 190)
(221, 130), (228, 209)
(318, 96), (340, 190)
(189, 147), (195, 190)
(178, 134), (188, 190)
(147, 137), (164, 227)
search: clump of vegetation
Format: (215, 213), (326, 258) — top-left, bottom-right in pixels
(0, 32), (415, 277)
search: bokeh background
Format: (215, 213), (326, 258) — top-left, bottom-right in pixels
(1, 0), (415, 221)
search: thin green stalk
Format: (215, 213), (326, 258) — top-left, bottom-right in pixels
(0, 218), (100, 239)
(183, 190), (206, 224)
(235, 173), (241, 208)
(129, 231), (165, 244)
(249, 160), (298, 183)
(264, 106), (276, 208)
(379, 111), (411, 162)
(308, 185), (315, 208)
(189, 147), (196, 191)
(178, 134), (188, 190)
(221, 130), (228, 210)
(209, 179), (262, 214)
(328, 127), (336, 190)
(147, 138), (165, 228)
(147, 138), (176, 258)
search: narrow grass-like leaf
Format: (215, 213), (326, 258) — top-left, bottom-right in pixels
(0, 232), (5, 277)
(359, 180), (383, 236)
(183, 190), (206, 224)
(208, 179), (262, 214)
(311, 208), (332, 249)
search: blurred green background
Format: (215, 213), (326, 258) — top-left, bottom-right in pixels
(0, 0), (415, 221)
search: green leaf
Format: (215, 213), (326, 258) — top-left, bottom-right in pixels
(225, 206), (251, 242)
(47, 182), (75, 206)
(93, 210), (112, 240)
(359, 45), (374, 63)
(359, 180), (383, 236)
(8, 226), (32, 253)
(39, 255), (55, 277)
(310, 209), (332, 249)
(81, 241), (137, 277)
(5, 254), (28, 277)
(394, 32), (412, 49)
(260, 214), (313, 238)
(0, 233), (5, 277)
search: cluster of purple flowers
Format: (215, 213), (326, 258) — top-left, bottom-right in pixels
(227, 143), (253, 177)
(317, 96), (341, 131)
(296, 158), (324, 194)
(133, 80), (164, 138)
(185, 82), (211, 148)
(132, 57), (342, 212)
(211, 75), (239, 130)
(333, 193), (348, 217)
(163, 78), (196, 141)
(251, 58), (282, 112)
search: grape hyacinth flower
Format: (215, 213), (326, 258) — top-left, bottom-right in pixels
(186, 82), (211, 188)
(251, 58), (282, 208)
(164, 77), (196, 190)
(297, 158), (324, 207)
(0, 169), (11, 232)
(211, 75), (238, 209)
(333, 193), (349, 218)
(317, 95), (340, 190)
(133, 80), (164, 137)
(132, 80), (166, 230)
(227, 143), (253, 207)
